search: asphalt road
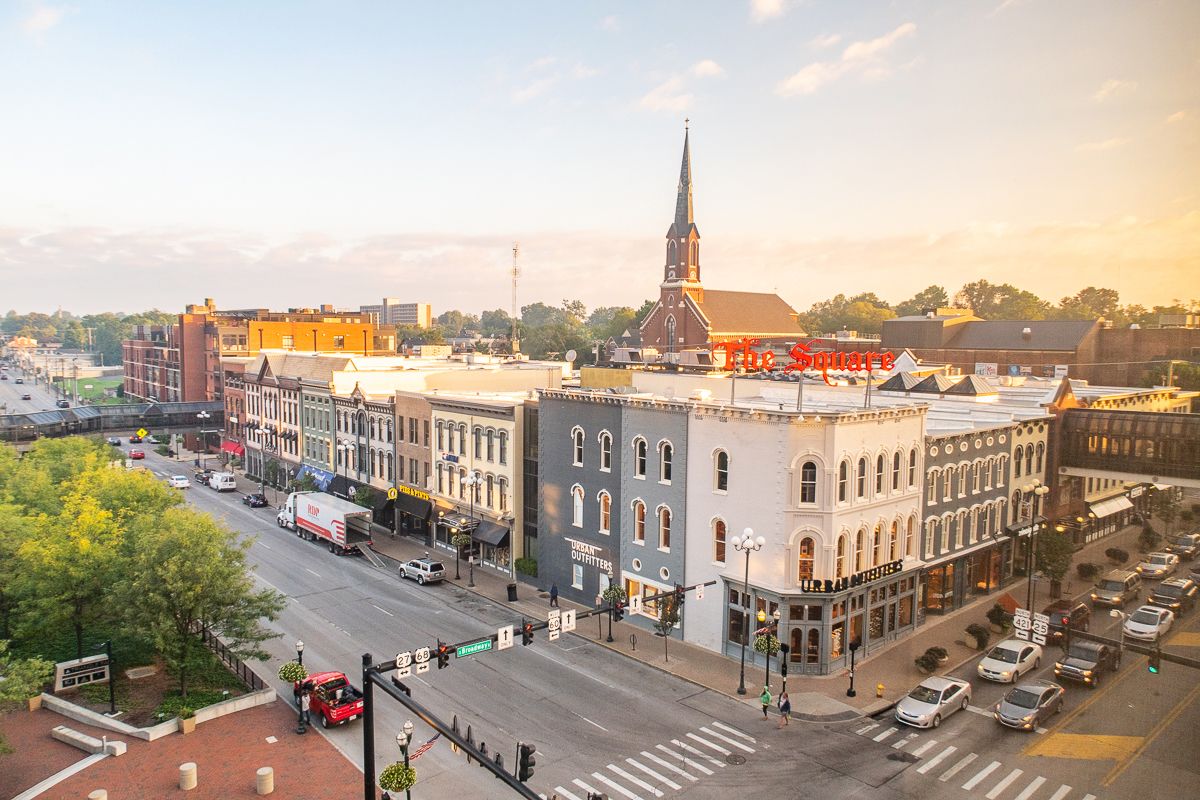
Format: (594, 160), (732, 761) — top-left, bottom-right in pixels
(0, 364), (63, 413)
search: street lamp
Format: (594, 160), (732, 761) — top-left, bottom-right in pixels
(296, 639), (304, 667)
(459, 471), (481, 581)
(756, 609), (782, 691)
(1109, 609), (1128, 667)
(337, 440), (353, 496)
(197, 411), (212, 469)
(1022, 480), (1050, 610)
(95, 640), (116, 716)
(606, 568), (616, 643)
(731, 529), (766, 695)
(847, 639), (862, 697)
(396, 720), (415, 800)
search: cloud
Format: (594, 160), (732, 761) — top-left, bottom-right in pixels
(1076, 137), (1130, 153)
(571, 63), (600, 79)
(691, 59), (724, 78)
(777, 22), (917, 96)
(990, 0), (1032, 16)
(1093, 79), (1137, 102)
(640, 77), (692, 112)
(512, 78), (557, 103)
(22, 4), (68, 35)
(750, 0), (787, 22)
(810, 33), (842, 49)
(1166, 110), (1190, 124)
(600, 15), (620, 32)
(528, 56), (558, 70)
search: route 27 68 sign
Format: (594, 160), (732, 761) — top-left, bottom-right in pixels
(711, 338), (896, 386)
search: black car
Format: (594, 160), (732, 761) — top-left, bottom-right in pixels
(193, 469), (213, 484)
(1054, 640), (1120, 688)
(56, 399), (70, 408)
(242, 493), (269, 508)
(1147, 577), (1198, 615)
(1042, 600), (1090, 644)
(1165, 534), (1200, 561)
(105, 436), (122, 446)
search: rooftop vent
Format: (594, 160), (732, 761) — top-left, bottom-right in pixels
(1021, 327), (1032, 340)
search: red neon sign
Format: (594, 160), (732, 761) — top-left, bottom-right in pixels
(712, 338), (896, 386)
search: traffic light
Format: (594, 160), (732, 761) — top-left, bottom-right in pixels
(521, 620), (534, 646)
(517, 742), (537, 782)
(674, 583), (685, 605)
(1148, 648), (1161, 674)
(612, 600), (625, 623)
(436, 640), (450, 669)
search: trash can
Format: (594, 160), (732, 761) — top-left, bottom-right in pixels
(506, 583), (518, 602)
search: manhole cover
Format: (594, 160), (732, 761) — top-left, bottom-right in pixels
(726, 754), (747, 765)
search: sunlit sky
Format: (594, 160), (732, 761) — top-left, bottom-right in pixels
(1, 0), (1197, 315)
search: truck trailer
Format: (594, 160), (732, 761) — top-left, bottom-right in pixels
(277, 491), (373, 556)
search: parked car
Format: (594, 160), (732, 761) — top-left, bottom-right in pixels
(1041, 600), (1090, 644)
(167, 475), (190, 489)
(1090, 570), (1142, 608)
(14, 377), (23, 384)
(56, 399), (70, 408)
(992, 680), (1065, 731)
(294, 672), (364, 729)
(894, 676), (972, 729)
(242, 493), (269, 508)
(128, 449), (145, 460)
(193, 469), (213, 484)
(977, 639), (1043, 683)
(1122, 605), (1174, 641)
(1054, 640), (1120, 688)
(1147, 577), (1198, 616)
(145, 434), (162, 444)
(20, 393), (31, 400)
(399, 557), (447, 585)
(1164, 533), (1200, 561)
(105, 436), (122, 446)
(129, 434), (143, 443)
(1136, 552), (1179, 580)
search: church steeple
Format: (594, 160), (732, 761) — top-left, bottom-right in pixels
(674, 122), (694, 229)
(664, 121), (701, 287)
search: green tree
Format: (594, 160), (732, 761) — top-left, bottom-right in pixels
(894, 285), (949, 317)
(436, 310), (468, 335)
(121, 509), (285, 696)
(353, 485), (375, 509)
(1036, 530), (1076, 597)
(0, 639), (53, 705)
(587, 306), (638, 342)
(0, 504), (32, 639)
(480, 309), (513, 336)
(801, 293), (894, 335)
(954, 280), (1051, 319)
(1056, 287), (1120, 320)
(654, 595), (681, 663)
(634, 299), (656, 324)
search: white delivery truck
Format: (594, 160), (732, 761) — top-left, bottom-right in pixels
(208, 472), (237, 491)
(277, 491), (373, 556)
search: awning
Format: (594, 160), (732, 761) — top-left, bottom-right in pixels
(329, 475), (356, 499)
(1153, 483), (1174, 492)
(220, 441), (245, 457)
(472, 519), (510, 547)
(1089, 496), (1133, 519)
(395, 492), (433, 521)
(295, 465), (333, 492)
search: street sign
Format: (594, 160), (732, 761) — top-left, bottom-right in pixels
(548, 609), (561, 642)
(1013, 608), (1031, 641)
(387, 487), (398, 500)
(561, 609), (576, 632)
(1031, 612), (1050, 646)
(136, 428), (148, 438)
(456, 639), (493, 658)
(395, 650), (412, 678)
(695, 584), (704, 600)
(497, 624), (513, 650)
(630, 595), (643, 615)
(414, 646), (431, 674)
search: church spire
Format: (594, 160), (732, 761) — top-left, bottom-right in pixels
(674, 119), (693, 229)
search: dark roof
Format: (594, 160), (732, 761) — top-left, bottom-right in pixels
(692, 290), (806, 337)
(911, 374), (957, 394)
(945, 320), (1098, 351)
(943, 375), (999, 397)
(878, 372), (924, 392)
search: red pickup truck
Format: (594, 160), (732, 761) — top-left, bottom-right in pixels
(296, 671), (364, 729)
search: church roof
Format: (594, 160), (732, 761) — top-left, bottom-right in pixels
(690, 290), (807, 337)
(674, 126), (694, 230)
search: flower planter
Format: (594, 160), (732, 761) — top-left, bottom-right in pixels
(179, 716), (196, 735)
(27, 694), (43, 712)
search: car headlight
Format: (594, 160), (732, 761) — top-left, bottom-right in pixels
(1082, 670), (1093, 677)
(1090, 593), (1099, 599)
(1000, 670), (1011, 678)
(1021, 714), (1034, 722)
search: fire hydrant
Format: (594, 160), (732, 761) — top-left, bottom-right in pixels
(876, 683), (885, 698)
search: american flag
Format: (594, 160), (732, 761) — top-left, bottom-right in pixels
(410, 733), (441, 761)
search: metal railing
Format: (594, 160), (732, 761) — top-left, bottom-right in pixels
(193, 622), (268, 692)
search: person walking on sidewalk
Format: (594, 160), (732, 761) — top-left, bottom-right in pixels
(777, 692), (791, 728)
(549, 583), (559, 608)
(760, 686), (772, 720)
(300, 690), (311, 725)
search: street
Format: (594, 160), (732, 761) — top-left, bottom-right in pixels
(131, 445), (1198, 800)
(0, 365), (64, 414)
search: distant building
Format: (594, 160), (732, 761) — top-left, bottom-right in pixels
(360, 299), (433, 329)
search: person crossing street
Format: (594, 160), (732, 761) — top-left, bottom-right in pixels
(760, 686), (772, 720)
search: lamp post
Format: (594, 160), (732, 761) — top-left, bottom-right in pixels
(296, 639), (304, 667)
(756, 609), (782, 691)
(731, 529), (766, 695)
(396, 720), (415, 800)
(468, 555), (476, 588)
(459, 471), (481, 581)
(606, 568), (615, 643)
(1109, 609), (1127, 667)
(1022, 480), (1050, 610)
(847, 640), (861, 697)
(196, 411), (212, 469)
(95, 640), (116, 715)
(337, 440), (353, 497)
(295, 639), (308, 735)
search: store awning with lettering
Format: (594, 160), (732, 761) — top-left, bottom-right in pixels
(1089, 496), (1133, 519)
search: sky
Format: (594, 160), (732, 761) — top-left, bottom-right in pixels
(1, 0), (1197, 316)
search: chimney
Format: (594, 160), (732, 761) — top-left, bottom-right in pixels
(1021, 327), (1032, 341)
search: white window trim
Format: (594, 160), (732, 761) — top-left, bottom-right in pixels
(597, 490), (611, 535)
(570, 483), (584, 528)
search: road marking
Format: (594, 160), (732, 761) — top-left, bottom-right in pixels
(641, 750), (698, 782)
(985, 768), (1024, 799)
(699, 725), (755, 752)
(1169, 631), (1200, 647)
(607, 764), (663, 797)
(572, 779), (603, 796)
(710, 720), (756, 742)
(911, 739), (938, 757)
(872, 726), (899, 742)
(656, 744), (713, 775)
(576, 714), (609, 732)
(305, 568), (321, 577)
(684, 732), (729, 756)
(965, 704), (993, 719)
(1102, 677), (1200, 786)
(915, 745), (956, 774)
(626, 758), (681, 791)
(1026, 648), (1146, 756)
(1012, 776), (1046, 800)
(553, 788), (582, 800)
(592, 771), (643, 800)
(936, 752), (975, 782)
(1026, 733), (1141, 761)
(370, 604), (394, 617)
(892, 732), (918, 749)
(856, 722), (881, 735)
(258, 541), (273, 550)
(962, 760), (1001, 791)
(1045, 786), (1071, 800)
(1081, 795), (1096, 800)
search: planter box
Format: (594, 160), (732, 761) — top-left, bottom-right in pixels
(178, 717), (196, 735)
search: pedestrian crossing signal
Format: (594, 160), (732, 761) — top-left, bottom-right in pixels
(436, 640), (450, 669)
(1148, 649), (1161, 674)
(521, 620), (534, 646)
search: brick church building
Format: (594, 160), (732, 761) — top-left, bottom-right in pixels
(640, 127), (807, 358)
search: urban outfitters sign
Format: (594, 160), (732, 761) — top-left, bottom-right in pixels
(711, 338), (896, 386)
(797, 560), (904, 594)
(564, 537), (613, 575)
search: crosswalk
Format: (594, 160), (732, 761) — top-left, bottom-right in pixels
(548, 721), (755, 800)
(853, 721), (1098, 800)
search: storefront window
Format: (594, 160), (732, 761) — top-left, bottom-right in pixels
(830, 622), (844, 659)
(869, 606), (884, 640)
(899, 595), (913, 627)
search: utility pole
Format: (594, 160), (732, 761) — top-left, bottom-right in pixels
(510, 242), (520, 355)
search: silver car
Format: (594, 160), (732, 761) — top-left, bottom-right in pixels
(993, 679), (1064, 731)
(399, 557), (447, 585)
(894, 676), (972, 729)
(1136, 552), (1179, 580)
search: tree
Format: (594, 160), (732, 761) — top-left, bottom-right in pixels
(436, 310), (468, 336)
(1036, 530), (1076, 598)
(801, 293), (894, 335)
(121, 508), (285, 697)
(352, 485), (375, 509)
(1151, 490), (1180, 534)
(894, 285), (949, 317)
(0, 639), (53, 706)
(954, 280), (1051, 319)
(654, 595), (680, 663)
(634, 299), (656, 324)
(480, 309), (513, 337)
(586, 306), (638, 343)
(1056, 287), (1120, 320)
(0, 504), (32, 640)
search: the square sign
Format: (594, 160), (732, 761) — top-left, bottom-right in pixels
(1013, 608), (1031, 641)
(561, 609), (576, 632)
(136, 428), (148, 438)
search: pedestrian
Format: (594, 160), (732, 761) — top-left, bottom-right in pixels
(550, 583), (559, 608)
(300, 690), (311, 725)
(777, 692), (791, 728)
(760, 686), (772, 720)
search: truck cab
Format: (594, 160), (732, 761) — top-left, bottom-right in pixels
(296, 671), (364, 728)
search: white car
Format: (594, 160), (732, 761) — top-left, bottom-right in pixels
(977, 639), (1043, 683)
(1122, 605), (1173, 641)
(894, 676), (972, 729)
(1136, 552), (1179, 580)
(167, 475), (190, 489)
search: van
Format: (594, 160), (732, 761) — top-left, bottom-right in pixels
(1090, 570), (1142, 608)
(208, 472), (237, 492)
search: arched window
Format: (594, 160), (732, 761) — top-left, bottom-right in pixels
(928, 468), (940, 504)
(369, 418), (376, 440)
(660, 442), (673, 483)
(599, 432), (612, 471)
(436, 420), (445, 451)
(908, 448), (918, 487)
(855, 528), (867, 572)
(943, 466), (954, 500)
(633, 501), (646, 543)
(713, 519), (727, 564)
(665, 316), (677, 354)
(800, 461), (817, 503)
(905, 516), (916, 558)
(1035, 442), (1045, 473)
(1015, 445), (1024, 477)
(498, 477), (508, 513)
(659, 507), (672, 550)
(1025, 445), (1034, 476)
(892, 451), (902, 491)
(1011, 490), (1021, 525)
(633, 438), (647, 478)
(473, 426), (482, 458)
(972, 462), (981, 493)
(856, 457), (868, 498)
(571, 486), (584, 527)
(889, 521), (899, 561)
(386, 453), (393, 482)
(997, 455), (1007, 486)
(927, 518), (939, 559)
(838, 460), (850, 502)
(941, 515), (952, 552)
(499, 431), (508, 465)
(875, 454), (886, 494)
(572, 428), (584, 466)
(598, 492), (611, 534)
(956, 510), (967, 549)
(968, 507), (978, 544)
(874, 523), (886, 565)
(714, 450), (729, 492)
(486, 429), (495, 461)
(998, 497), (1008, 527)
(437, 464), (444, 494)
(836, 534), (848, 578)
(458, 424), (467, 455)
(797, 537), (815, 581)
(667, 240), (677, 266)
(959, 465), (968, 496)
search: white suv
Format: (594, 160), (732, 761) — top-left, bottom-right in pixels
(399, 557), (447, 585)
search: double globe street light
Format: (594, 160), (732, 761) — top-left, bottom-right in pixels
(731, 529), (766, 696)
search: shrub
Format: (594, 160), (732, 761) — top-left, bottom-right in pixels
(1105, 547), (1129, 565)
(1181, 510), (1195, 525)
(1138, 525), (1161, 553)
(1076, 562), (1102, 580)
(914, 653), (940, 673)
(986, 603), (1011, 629)
(925, 646), (948, 661)
(965, 623), (990, 650)
(514, 557), (538, 578)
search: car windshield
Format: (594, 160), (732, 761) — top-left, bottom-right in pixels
(1155, 585), (1183, 598)
(907, 686), (941, 704)
(1005, 689), (1041, 709)
(1131, 609), (1161, 625)
(1067, 645), (1097, 660)
(1098, 580), (1126, 592)
(1169, 537), (1194, 547)
(1149, 555), (1170, 565)
(987, 646), (1020, 663)
(172, 476), (186, 481)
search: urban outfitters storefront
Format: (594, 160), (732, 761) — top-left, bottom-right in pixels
(724, 561), (921, 677)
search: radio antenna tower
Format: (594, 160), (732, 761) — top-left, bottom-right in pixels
(510, 242), (521, 354)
